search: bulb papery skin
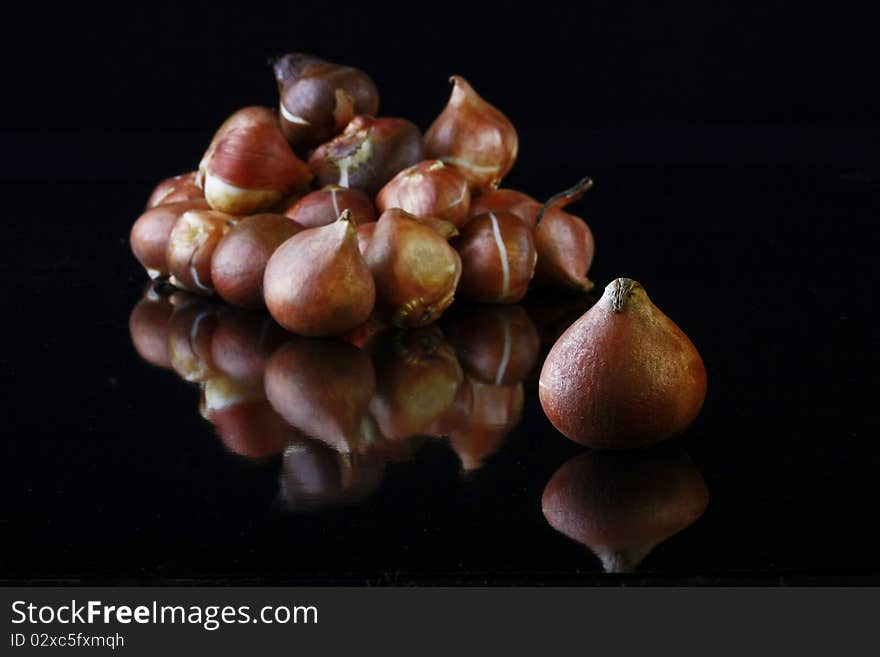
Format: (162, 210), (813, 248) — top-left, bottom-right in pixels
(541, 448), (709, 573)
(263, 213), (376, 337)
(364, 209), (462, 328)
(308, 116), (424, 196)
(376, 160), (471, 228)
(284, 185), (377, 228)
(535, 177), (596, 291)
(454, 211), (536, 304)
(469, 188), (541, 230)
(424, 76), (518, 192)
(274, 53), (380, 148)
(147, 171), (203, 209)
(539, 278), (707, 449)
(200, 110), (312, 215)
(166, 210), (238, 295)
(197, 106), (278, 189)
(210, 213), (303, 309)
(130, 199), (211, 278)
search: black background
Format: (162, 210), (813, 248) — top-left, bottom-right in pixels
(1, 3), (877, 583)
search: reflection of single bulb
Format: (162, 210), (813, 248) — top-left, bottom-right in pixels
(542, 448), (709, 573)
(279, 437), (385, 511)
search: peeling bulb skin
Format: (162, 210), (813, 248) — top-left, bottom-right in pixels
(166, 210), (238, 295)
(364, 209), (462, 327)
(130, 199), (211, 278)
(210, 213), (303, 309)
(469, 188), (542, 230)
(541, 448), (709, 573)
(308, 116), (424, 196)
(534, 177), (596, 292)
(273, 53), (380, 148)
(264, 338), (376, 453)
(539, 278), (708, 449)
(424, 76), (518, 192)
(263, 211), (376, 337)
(283, 185), (377, 229)
(454, 211), (536, 304)
(376, 160), (472, 228)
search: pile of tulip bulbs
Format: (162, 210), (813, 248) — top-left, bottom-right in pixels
(130, 53), (707, 452)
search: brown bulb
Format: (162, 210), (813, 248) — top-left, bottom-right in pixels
(274, 53), (380, 148)
(448, 377), (523, 472)
(146, 171), (203, 209)
(263, 211), (375, 337)
(542, 448), (709, 573)
(469, 188), (542, 230)
(130, 199), (210, 279)
(364, 208), (461, 327)
(424, 76), (518, 192)
(369, 328), (463, 440)
(196, 106), (278, 188)
(166, 209), (238, 294)
(535, 177), (596, 292)
(539, 278), (707, 449)
(167, 297), (221, 383)
(444, 304), (540, 385)
(454, 211), (536, 304)
(264, 338), (376, 453)
(200, 376), (294, 459)
(210, 308), (289, 386)
(308, 115), (424, 195)
(210, 213), (303, 309)
(376, 160), (471, 228)
(201, 109), (312, 215)
(283, 185), (377, 228)
(279, 436), (385, 510)
(129, 283), (176, 370)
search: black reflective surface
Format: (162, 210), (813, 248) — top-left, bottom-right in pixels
(1, 163), (876, 584)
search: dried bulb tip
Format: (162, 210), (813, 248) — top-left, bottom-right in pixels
(608, 277), (641, 313)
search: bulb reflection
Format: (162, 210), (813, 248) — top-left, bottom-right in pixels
(129, 285), (548, 508)
(541, 447), (709, 573)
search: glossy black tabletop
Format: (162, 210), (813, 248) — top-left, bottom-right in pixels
(1, 159), (876, 585)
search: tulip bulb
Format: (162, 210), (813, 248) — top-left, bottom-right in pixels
(200, 109), (312, 215)
(283, 185), (377, 228)
(166, 209), (238, 294)
(424, 76), (518, 192)
(376, 159), (471, 228)
(535, 177), (596, 292)
(454, 211), (536, 304)
(308, 115), (424, 195)
(469, 189), (542, 230)
(274, 53), (380, 147)
(146, 171), (202, 209)
(539, 278), (707, 449)
(130, 199), (210, 279)
(365, 208), (462, 327)
(263, 210), (376, 337)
